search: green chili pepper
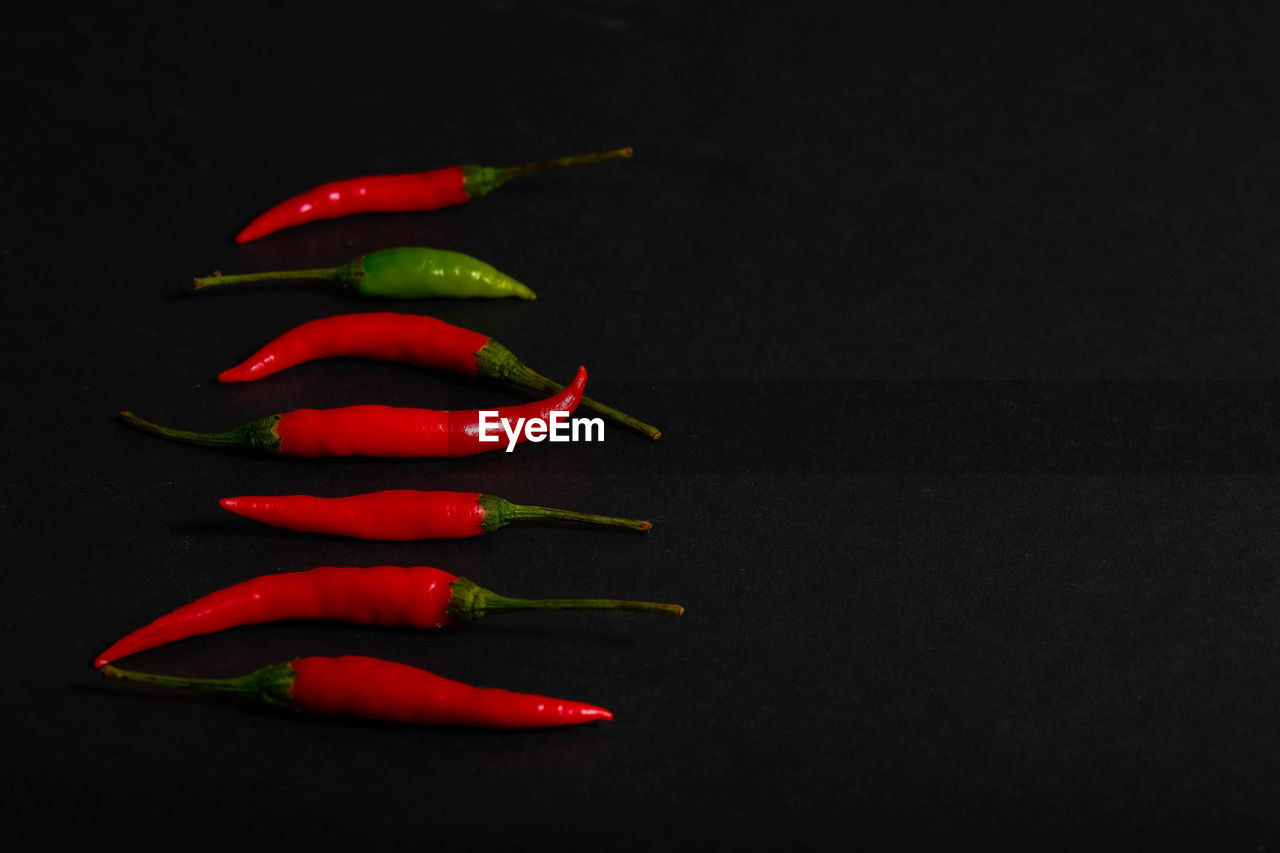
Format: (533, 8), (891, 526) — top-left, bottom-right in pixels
(193, 247), (536, 300)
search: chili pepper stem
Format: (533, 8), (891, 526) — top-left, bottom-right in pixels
(463, 147), (633, 199)
(119, 411), (282, 452)
(505, 504), (652, 532)
(100, 663), (297, 709)
(448, 577), (682, 623)
(193, 263), (355, 291)
(476, 341), (661, 439)
(477, 494), (651, 533)
(498, 147), (634, 181)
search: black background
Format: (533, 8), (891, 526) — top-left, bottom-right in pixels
(7, 1), (1280, 848)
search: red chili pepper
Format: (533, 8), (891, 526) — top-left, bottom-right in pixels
(235, 147), (633, 243)
(218, 491), (652, 539)
(218, 313), (661, 439)
(101, 656), (612, 728)
(118, 366), (587, 457)
(94, 565), (683, 667)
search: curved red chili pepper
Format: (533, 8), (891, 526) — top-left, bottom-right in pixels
(217, 313), (661, 439)
(101, 656), (613, 728)
(218, 313), (489, 382)
(217, 490), (652, 540)
(94, 565), (683, 667)
(118, 366), (587, 457)
(235, 148), (632, 243)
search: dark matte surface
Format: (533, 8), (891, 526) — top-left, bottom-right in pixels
(6, 2), (1280, 847)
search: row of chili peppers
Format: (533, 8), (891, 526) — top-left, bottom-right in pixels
(119, 312), (661, 453)
(101, 148), (681, 727)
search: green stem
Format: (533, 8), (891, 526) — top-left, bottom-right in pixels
(193, 265), (349, 291)
(476, 341), (662, 439)
(463, 147), (633, 199)
(100, 663), (297, 709)
(477, 494), (652, 534)
(496, 147), (633, 183)
(118, 411), (282, 453)
(447, 577), (683, 623)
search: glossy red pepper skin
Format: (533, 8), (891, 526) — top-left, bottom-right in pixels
(219, 490), (653, 539)
(216, 313), (662, 439)
(93, 566), (683, 668)
(235, 147), (632, 243)
(101, 656), (613, 728)
(218, 314), (489, 382)
(118, 366), (587, 457)
(236, 171), (470, 243)
(94, 567), (455, 667)
(292, 657), (612, 727)
(273, 401), (530, 458)
(223, 491), (483, 539)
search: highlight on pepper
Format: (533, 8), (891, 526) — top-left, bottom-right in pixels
(234, 147), (633, 242)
